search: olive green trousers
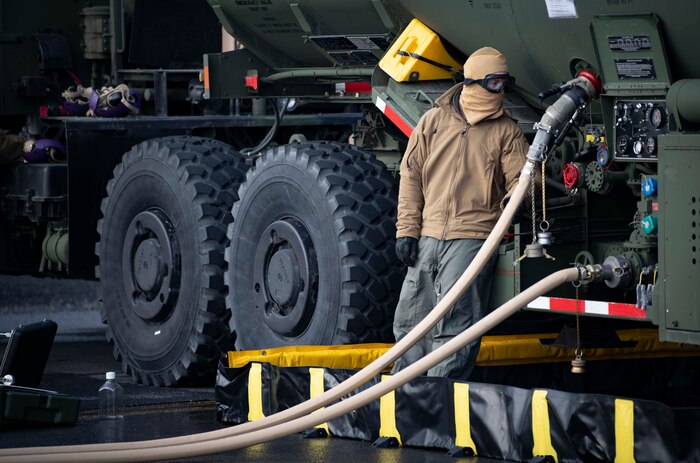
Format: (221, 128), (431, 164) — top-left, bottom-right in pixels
(392, 236), (497, 380)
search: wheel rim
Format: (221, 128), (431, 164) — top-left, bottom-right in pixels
(253, 218), (318, 337)
(122, 209), (181, 322)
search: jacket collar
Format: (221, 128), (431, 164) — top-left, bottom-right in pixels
(435, 83), (468, 123)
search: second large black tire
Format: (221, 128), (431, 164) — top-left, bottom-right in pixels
(226, 142), (403, 349)
(97, 136), (248, 386)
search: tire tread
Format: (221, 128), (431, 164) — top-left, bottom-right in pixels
(96, 136), (247, 386)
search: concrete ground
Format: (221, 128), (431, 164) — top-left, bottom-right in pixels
(0, 275), (503, 462)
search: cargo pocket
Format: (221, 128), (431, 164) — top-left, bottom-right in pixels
(404, 128), (436, 175)
(394, 268), (426, 331)
(403, 139), (420, 175)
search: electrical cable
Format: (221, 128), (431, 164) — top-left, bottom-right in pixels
(1, 267), (582, 462)
(0, 159), (536, 459)
(240, 99), (285, 157)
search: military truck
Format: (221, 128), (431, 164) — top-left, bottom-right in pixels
(1, 0), (698, 387)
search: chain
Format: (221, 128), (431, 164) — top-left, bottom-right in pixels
(541, 160), (547, 224)
(530, 171), (537, 243)
(575, 284), (581, 358)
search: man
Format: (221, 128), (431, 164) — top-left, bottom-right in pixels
(392, 47), (529, 380)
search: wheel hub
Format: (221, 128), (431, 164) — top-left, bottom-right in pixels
(266, 248), (299, 307)
(134, 239), (162, 293)
(122, 210), (181, 322)
(253, 218), (318, 337)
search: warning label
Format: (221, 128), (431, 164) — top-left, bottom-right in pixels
(615, 58), (657, 80)
(545, 0), (578, 18)
(608, 35), (652, 52)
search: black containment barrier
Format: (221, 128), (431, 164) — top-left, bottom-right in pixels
(216, 359), (700, 462)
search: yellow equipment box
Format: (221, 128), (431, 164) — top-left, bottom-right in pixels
(379, 18), (462, 82)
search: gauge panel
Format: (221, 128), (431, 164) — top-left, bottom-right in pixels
(613, 100), (668, 161)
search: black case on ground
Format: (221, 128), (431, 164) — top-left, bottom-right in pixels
(0, 319), (57, 388)
(0, 320), (79, 427)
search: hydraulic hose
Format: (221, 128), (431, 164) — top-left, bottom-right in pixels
(1, 159), (534, 459)
(240, 98), (285, 156)
(2, 267), (582, 463)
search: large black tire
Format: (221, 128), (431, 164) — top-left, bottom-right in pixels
(225, 142), (403, 349)
(96, 136), (248, 386)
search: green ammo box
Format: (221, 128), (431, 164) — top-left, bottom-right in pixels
(0, 385), (80, 427)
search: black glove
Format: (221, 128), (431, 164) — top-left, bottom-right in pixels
(395, 237), (418, 267)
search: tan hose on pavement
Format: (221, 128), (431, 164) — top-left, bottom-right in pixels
(0, 160), (536, 459)
(2, 267), (581, 463)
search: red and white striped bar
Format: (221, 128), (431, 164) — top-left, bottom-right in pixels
(527, 297), (647, 319)
(335, 82), (372, 94)
(374, 96), (414, 138)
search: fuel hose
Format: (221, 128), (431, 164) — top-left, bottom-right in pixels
(0, 160), (534, 459)
(2, 266), (583, 462)
(3, 72), (601, 460)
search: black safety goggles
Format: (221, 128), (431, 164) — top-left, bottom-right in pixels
(463, 73), (515, 93)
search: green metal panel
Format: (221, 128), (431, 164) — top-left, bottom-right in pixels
(590, 15), (670, 96)
(589, 16), (673, 165)
(207, 0), (409, 69)
(657, 133), (700, 344)
(489, 243), (518, 310)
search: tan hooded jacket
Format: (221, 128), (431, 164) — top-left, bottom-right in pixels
(396, 83), (529, 240)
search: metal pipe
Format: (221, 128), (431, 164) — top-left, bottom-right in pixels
(3, 267), (581, 462)
(262, 67), (374, 82)
(153, 71), (168, 117)
(667, 79), (700, 128)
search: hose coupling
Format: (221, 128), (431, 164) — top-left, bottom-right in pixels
(576, 263), (603, 284)
(522, 158), (538, 176)
(526, 71), (602, 163)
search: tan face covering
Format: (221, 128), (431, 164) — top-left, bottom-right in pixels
(459, 47), (509, 125)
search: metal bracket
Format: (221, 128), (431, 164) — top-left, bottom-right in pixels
(289, 2), (312, 33)
(412, 90), (434, 106)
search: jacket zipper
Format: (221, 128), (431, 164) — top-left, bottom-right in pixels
(442, 125), (468, 240)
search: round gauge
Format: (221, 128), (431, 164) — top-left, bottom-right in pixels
(633, 140), (644, 155)
(648, 106), (665, 129)
(645, 136), (656, 154)
(617, 136), (629, 153)
(596, 146), (611, 167)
